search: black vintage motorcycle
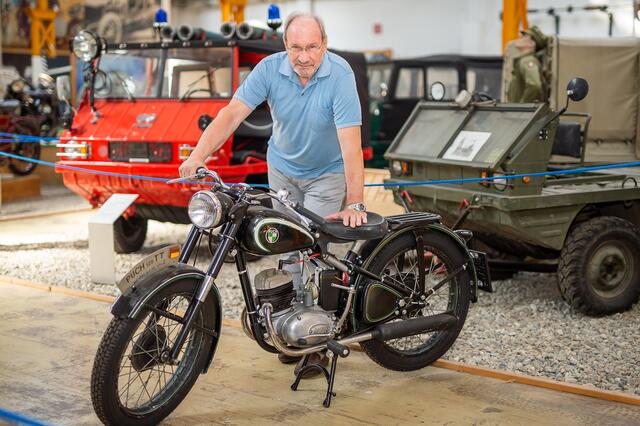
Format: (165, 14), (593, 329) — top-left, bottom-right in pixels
(91, 168), (491, 425)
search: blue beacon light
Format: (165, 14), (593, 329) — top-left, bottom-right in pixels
(267, 4), (282, 30)
(154, 8), (168, 27)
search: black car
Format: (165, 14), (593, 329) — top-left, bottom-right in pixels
(367, 54), (503, 168)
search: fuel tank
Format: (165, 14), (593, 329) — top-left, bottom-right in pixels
(239, 206), (316, 256)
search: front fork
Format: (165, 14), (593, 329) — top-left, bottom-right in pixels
(168, 220), (240, 361)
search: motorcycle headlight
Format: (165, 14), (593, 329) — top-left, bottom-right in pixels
(72, 30), (103, 62)
(188, 190), (230, 229)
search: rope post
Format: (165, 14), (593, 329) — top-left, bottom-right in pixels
(88, 194), (138, 285)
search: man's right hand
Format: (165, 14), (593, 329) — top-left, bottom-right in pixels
(179, 155), (206, 179)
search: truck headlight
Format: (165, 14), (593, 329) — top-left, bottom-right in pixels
(188, 190), (232, 229)
(72, 30), (103, 62)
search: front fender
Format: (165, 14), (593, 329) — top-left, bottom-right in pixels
(110, 263), (223, 374)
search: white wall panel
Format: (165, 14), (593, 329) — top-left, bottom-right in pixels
(171, 0), (638, 58)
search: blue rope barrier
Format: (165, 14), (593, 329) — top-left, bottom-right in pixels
(0, 407), (49, 426)
(0, 132), (58, 142)
(1, 144), (640, 188)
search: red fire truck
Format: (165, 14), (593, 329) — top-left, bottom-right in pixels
(56, 28), (371, 252)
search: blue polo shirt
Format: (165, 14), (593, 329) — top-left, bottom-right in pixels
(233, 51), (362, 178)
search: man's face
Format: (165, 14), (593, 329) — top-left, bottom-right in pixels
(285, 17), (327, 80)
(514, 34), (535, 53)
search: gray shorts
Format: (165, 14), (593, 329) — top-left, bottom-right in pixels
(268, 166), (346, 217)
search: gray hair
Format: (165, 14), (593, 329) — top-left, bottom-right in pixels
(283, 11), (327, 43)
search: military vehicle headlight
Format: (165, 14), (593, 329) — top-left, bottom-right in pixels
(391, 160), (412, 176)
(492, 173), (508, 191)
(188, 190), (223, 229)
(391, 160), (403, 176)
(72, 30), (103, 62)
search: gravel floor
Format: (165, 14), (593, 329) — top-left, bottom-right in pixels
(2, 217), (639, 397)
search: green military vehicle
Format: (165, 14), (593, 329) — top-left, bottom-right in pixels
(383, 36), (640, 317)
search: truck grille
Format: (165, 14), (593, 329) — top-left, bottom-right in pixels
(108, 142), (172, 163)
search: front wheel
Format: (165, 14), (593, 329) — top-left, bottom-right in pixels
(91, 280), (215, 425)
(557, 216), (640, 315)
(359, 230), (471, 371)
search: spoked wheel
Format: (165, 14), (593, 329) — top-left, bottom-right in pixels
(91, 281), (215, 425)
(9, 141), (40, 175)
(360, 231), (471, 371)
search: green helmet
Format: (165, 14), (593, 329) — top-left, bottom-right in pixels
(521, 25), (548, 50)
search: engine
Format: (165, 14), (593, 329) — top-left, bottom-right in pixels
(254, 268), (335, 347)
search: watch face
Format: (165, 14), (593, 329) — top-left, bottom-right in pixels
(348, 203), (366, 211)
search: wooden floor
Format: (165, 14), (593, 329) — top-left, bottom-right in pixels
(1, 282), (640, 425)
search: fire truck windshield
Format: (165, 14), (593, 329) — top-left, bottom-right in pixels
(95, 47), (233, 100)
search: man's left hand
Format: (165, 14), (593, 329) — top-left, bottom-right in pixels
(325, 210), (368, 228)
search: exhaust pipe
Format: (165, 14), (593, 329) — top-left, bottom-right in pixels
(261, 304), (458, 358)
(220, 22), (236, 39)
(177, 24), (194, 41)
(371, 313), (458, 341)
(160, 24), (176, 41)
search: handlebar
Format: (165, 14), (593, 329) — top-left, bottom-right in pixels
(167, 167), (326, 229)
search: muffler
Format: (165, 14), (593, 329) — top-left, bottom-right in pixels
(371, 313), (458, 341)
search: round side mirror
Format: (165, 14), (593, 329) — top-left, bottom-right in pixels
(430, 81), (446, 101)
(566, 77), (588, 102)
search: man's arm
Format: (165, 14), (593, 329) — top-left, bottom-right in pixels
(179, 99), (253, 177)
(325, 125), (367, 228)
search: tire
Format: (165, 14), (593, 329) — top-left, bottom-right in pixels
(9, 141), (40, 176)
(91, 280), (215, 426)
(557, 216), (640, 316)
(114, 215), (148, 254)
(360, 231), (471, 371)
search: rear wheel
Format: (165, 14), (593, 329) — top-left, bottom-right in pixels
(360, 231), (471, 371)
(558, 216), (640, 315)
(91, 281), (215, 425)
(114, 215), (148, 254)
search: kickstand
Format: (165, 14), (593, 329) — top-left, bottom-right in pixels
(290, 341), (350, 408)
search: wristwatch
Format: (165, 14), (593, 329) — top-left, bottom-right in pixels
(346, 202), (366, 212)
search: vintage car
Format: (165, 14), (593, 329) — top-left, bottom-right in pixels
(56, 27), (371, 253)
(366, 54), (503, 168)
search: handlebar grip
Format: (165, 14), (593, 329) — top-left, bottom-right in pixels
(326, 340), (350, 358)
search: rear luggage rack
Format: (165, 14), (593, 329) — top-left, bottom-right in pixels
(386, 212), (441, 230)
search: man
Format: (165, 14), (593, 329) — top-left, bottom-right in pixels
(179, 12), (367, 371)
(505, 25), (548, 103)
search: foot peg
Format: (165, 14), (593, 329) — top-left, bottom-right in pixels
(290, 340), (350, 408)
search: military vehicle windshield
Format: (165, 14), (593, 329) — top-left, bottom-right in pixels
(387, 104), (539, 167)
(96, 47), (233, 99)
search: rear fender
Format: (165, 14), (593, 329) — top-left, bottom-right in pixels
(351, 224), (478, 330)
(110, 263), (223, 374)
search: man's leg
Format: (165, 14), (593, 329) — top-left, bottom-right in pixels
(267, 166), (306, 294)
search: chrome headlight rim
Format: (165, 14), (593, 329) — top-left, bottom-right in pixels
(72, 30), (103, 62)
(188, 190), (223, 229)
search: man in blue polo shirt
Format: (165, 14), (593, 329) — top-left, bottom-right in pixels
(179, 12), (366, 370)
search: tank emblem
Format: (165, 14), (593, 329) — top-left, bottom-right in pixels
(265, 227), (280, 244)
